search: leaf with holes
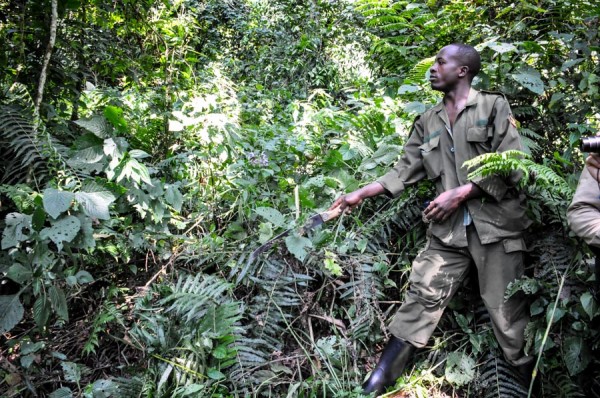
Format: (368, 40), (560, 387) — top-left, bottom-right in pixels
(1, 212), (32, 249)
(40, 216), (81, 251)
(445, 351), (475, 386)
(61, 361), (82, 383)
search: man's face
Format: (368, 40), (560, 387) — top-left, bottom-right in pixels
(429, 45), (467, 92)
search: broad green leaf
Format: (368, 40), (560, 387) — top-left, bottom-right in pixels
(258, 222), (273, 244)
(404, 101), (426, 115)
(180, 384), (204, 394)
(20, 354), (35, 369)
(33, 297), (51, 327)
(487, 42), (517, 54)
(212, 345), (228, 359)
(1, 213), (32, 249)
(398, 84), (420, 94)
(303, 175), (325, 189)
(104, 137), (123, 159)
(117, 158), (152, 186)
(324, 257), (342, 276)
(564, 336), (591, 375)
(580, 292), (598, 320)
(61, 361), (82, 383)
(75, 270), (94, 284)
(70, 214), (96, 250)
(0, 295), (24, 334)
(104, 105), (127, 132)
(561, 58), (584, 71)
(32, 205), (46, 232)
(75, 116), (111, 138)
(91, 379), (117, 397)
(75, 189), (116, 220)
(49, 285), (69, 322)
(207, 368), (226, 380)
(49, 387), (74, 398)
(20, 341), (44, 355)
(360, 144), (401, 170)
(43, 189), (74, 219)
(285, 234), (312, 262)
(445, 351), (475, 386)
(255, 207), (286, 228)
(129, 149), (151, 159)
(546, 305), (565, 324)
(71, 133), (105, 163)
(40, 216), (81, 251)
(6, 263), (31, 285)
(164, 185), (183, 212)
(512, 66), (545, 95)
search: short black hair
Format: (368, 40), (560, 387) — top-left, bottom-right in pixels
(450, 43), (481, 78)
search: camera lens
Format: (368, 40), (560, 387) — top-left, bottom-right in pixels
(581, 136), (600, 152)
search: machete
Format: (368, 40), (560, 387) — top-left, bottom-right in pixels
(245, 205), (345, 266)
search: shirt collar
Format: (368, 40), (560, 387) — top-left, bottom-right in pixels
(432, 88), (480, 114)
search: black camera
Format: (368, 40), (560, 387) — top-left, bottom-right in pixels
(581, 136), (600, 153)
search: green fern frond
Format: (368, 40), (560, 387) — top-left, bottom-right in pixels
(478, 356), (528, 398)
(464, 150), (573, 197)
(544, 369), (586, 397)
(404, 56), (435, 84)
(0, 184), (38, 213)
(0, 105), (49, 183)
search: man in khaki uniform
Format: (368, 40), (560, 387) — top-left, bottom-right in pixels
(329, 43), (533, 395)
(567, 152), (600, 246)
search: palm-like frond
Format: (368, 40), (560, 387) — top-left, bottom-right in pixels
(0, 105), (49, 184)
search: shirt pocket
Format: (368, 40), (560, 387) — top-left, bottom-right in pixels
(502, 237), (527, 253)
(467, 126), (492, 152)
(419, 135), (442, 180)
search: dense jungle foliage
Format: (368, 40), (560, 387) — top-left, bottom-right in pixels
(0, 0), (599, 397)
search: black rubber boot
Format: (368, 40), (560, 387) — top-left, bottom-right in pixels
(362, 336), (416, 396)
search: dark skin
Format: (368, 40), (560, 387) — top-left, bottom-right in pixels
(329, 45), (483, 223)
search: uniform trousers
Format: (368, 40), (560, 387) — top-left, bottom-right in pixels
(388, 224), (531, 366)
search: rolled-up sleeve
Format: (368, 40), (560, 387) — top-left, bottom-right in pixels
(567, 167), (600, 247)
(377, 118), (427, 198)
(469, 96), (523, 202)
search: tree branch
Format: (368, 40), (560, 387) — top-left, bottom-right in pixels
(34, 0), (58, 115)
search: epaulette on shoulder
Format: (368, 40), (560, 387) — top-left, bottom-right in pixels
(479, 89), (508, 100)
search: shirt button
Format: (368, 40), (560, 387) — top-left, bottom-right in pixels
(450, 147), (455, 152)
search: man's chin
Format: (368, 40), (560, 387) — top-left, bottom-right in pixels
(429, 82), (444, 92)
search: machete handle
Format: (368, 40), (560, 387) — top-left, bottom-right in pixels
(320, 205), (344, 222)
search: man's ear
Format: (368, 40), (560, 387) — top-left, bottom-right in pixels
(458, 65), (469, 77)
